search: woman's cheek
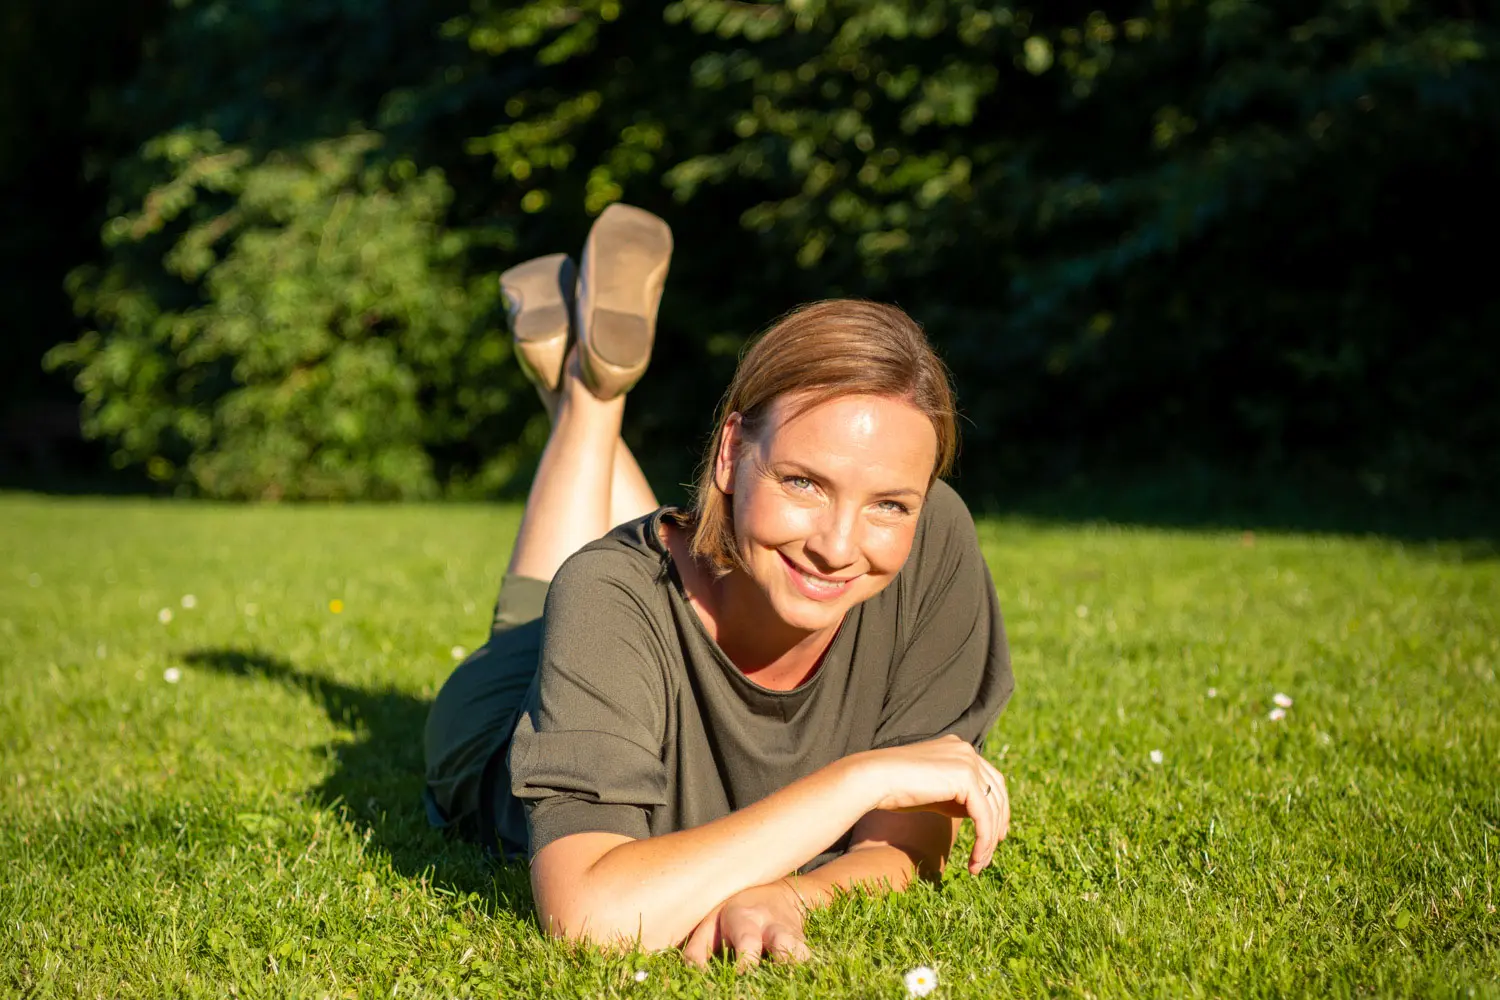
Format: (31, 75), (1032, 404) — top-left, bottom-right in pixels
(867, 524), (917, 576)
(741, 491), (817, 546)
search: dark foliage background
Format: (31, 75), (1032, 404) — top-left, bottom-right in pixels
(4, 0), (1496, 511)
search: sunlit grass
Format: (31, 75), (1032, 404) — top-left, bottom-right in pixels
(1, 494), (1496, 998)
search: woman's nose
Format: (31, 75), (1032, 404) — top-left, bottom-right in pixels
(804, 504), (861, 569)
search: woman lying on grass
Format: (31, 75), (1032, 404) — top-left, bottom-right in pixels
(423, 203), (1014, 967)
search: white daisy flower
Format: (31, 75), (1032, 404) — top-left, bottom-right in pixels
(633, 969), (648, 983)
(1206, 687), (1218, 698)
(1273, 692), (1293, 708)
(157, 608), (173, 624)
(450, 645), (467, 660)
(1149, 749), (1164, 765)
(163, 667), (182, 684)
(904, 965), (938, 997)
(180, 594), (197, 609)
(1268, 707), (1287, 722)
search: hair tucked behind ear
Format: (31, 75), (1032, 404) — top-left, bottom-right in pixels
(687, 299), (957, 577)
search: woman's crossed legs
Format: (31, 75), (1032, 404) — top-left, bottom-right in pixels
(505, 352), (659, 584)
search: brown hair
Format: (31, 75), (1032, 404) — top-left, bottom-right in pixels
(687, 299), (958, 576)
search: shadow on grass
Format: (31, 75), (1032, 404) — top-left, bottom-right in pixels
(180, 646), (533, 917)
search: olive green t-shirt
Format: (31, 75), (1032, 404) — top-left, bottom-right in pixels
(506, 479), (1013, 867)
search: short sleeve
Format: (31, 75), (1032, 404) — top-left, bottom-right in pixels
(507, 546), (671, 858)
(872, 480), (1014, 751)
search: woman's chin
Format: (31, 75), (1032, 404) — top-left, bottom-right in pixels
(766, 586), (852, 633)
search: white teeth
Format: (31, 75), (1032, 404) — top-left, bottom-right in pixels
(795, 566), (846, 591)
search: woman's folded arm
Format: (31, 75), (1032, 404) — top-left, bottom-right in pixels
(529, 734), (1009, 951)
(530, 753), (875, 949)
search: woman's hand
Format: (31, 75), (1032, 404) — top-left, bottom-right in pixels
(852, 734), (1011, 874)
(681, 881), (811, 970)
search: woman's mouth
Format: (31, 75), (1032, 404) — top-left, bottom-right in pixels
(779, 552), (857, 601)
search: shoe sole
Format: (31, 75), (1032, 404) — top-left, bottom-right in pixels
(577, 204), (673, 399)
(499, 253), (576, 393)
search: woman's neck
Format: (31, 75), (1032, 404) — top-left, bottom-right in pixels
(662, 521), (838, 691)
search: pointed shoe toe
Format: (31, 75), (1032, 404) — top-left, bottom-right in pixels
(500, 253), (576, 394)
(575, 204), (673, 400)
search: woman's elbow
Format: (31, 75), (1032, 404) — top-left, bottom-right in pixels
(537, 898), (669, 952)
(530, 836), (689, 950)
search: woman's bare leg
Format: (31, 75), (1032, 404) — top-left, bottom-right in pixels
(532, 379), (660, 541)
(507, 352), (625, 582)
(608, 439), (659, 527)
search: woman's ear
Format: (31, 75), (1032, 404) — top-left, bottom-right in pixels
(713, 413), (744, 496)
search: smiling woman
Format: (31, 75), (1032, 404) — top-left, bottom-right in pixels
(422, 205), (1014, 967)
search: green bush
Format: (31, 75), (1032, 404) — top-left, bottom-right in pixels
(51, 132), (514, 499)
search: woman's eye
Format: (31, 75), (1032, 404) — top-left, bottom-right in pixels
(877, 500), (911, 515)
(785, 476), (814, 491)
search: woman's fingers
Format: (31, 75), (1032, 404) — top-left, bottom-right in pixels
(681, 907), (722, 968)
(967, 753), (1011, 872)
(975, 755), (1010, 840)
(987, 765), (1011, 841)
(729, 925), (766, 972)
(764, 923), (811, 964)
(965, 773), (998, 874)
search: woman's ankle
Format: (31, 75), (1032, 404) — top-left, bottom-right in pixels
(536, 384), (561, 423)
(557, 347), (629, 417)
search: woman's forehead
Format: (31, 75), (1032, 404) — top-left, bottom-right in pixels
(755, 392), (937, 475)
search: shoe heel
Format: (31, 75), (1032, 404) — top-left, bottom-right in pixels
(587, 309), (652, 369)
(511, 304), (571, 346)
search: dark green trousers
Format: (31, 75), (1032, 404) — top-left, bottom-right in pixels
(422, 575), (550, 856)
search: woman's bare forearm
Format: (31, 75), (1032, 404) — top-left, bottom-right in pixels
(785, 844), (921, 906)
(784, 813), (959, 908)
(532, 754), (880, 948)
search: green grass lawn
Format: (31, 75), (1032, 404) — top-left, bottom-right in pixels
(2, 494), (1496, 998)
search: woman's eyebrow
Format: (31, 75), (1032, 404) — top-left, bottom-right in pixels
(772, 461), (924, 500)
(768, 460), (822, 478)
(870, 487), (925, 501)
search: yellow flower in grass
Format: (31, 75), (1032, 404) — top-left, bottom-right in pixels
(329, 599), (344, 614)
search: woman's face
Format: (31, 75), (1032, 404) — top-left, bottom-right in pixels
(715, 392), (939, 634)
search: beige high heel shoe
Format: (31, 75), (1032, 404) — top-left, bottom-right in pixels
(500, 253), (576, 394)
(574, 204), (673, 400)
